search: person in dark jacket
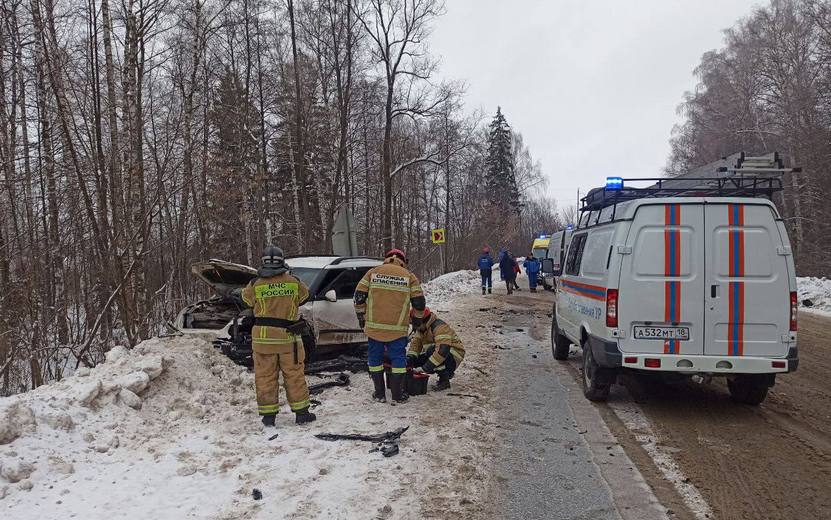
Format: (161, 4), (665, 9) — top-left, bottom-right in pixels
(499, 250), (516, 295)
(477, 247), (494, 295)
(524, 255), (541, 292)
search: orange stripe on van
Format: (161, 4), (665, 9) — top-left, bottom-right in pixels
(728, 204), (745, 356)
(664, 204), (681, 354)
(559, 279), (607, 301)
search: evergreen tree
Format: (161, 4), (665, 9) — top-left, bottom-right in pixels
(485, 107), (520, 211)
(208, 67), (261, 263)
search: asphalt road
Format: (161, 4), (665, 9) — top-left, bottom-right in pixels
(479, 291), (666, 520)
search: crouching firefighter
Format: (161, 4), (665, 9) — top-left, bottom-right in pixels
(235, 246), (317, 427)
(407, 308), (465, 391)
(354, 248), (426, 403)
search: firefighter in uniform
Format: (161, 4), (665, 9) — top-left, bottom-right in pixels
(354, 249), (426, 403)
(237, 246), (317, 427)
(407, 308), (465, 391)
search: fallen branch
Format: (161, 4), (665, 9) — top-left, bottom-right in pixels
(447, 393), (481, 399)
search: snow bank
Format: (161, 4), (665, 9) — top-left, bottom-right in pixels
(0, 331), (490, 518)
(798, 276), (831, 315)
(422, 269), (482, 307)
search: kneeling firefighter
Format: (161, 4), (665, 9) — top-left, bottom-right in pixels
(407, 308), (465, 391)
(354, 248), (426, 403)
(236, 246), (317, 427)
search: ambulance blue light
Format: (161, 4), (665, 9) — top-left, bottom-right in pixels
(605, 177), (624, 191)
(566, 224), (573, 230)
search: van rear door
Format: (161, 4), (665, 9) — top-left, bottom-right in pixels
(617, 204), (706, 355)
(704, 203), (791, 357)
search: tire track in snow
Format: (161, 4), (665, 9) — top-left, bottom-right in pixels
(606, 399), (713, 520)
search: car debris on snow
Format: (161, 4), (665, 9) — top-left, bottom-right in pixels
(308, 373), (350, 395)
(316, 427), (409, 458)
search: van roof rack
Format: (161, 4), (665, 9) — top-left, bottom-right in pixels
(580, 153), (796, 212)
(580, 176), (784, 211)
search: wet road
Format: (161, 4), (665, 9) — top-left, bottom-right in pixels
(479, 291), (666, 520)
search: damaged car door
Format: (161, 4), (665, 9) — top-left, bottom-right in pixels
(311, 267), (372, 347)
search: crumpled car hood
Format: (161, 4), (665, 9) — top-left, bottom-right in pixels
(191, 259), (258, 294)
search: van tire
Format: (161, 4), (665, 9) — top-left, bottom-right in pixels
(551, 314), (571, 360)
(581, 340), (611, 401)
(728, 375), (772, 406)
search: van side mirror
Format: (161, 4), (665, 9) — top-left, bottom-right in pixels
(324, 289), (338, 303)
(541, 258), (554, 274)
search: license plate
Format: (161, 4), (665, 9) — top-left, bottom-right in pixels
(633, 326), (690, 341)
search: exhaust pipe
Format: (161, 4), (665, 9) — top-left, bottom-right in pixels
(690, 374), (712, 385)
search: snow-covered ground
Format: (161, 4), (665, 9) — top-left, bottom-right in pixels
(422, 269), (482, 307)
(0, 271), (494, 520)
(797, 276), (831, 316)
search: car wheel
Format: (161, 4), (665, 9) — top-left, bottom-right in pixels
(727, 374), (772, 406)
(551, 311), (571, 361)
(581, 339), (611, 402)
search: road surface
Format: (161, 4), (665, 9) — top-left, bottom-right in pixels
(436, 277), (831, 520)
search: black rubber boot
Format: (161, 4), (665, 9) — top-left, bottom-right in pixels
(389, 373), (409, 403)
(371, 371), (387, 402)
(433, 374), (451, 391)
(482, 287), (486, 295)
(488, 287), (492, 294)
(295, 408), (317, 424)
(261, 414), (276, 427)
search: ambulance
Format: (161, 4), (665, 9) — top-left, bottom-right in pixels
(540, 227), (573, 290)
(551, 155), (799, 405)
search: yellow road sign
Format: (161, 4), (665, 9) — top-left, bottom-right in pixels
(431, 228), (446, 244)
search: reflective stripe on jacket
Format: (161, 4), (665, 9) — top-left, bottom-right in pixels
(241, 273), (310, 354)
(354, 257), (425, 342)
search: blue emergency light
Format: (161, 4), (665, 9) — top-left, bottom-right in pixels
(605, 177), (624, 191)
(538, 233), (547, 239)
(566, 224), (573, 230)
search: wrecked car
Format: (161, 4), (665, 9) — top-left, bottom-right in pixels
(175, 256), (382, 365)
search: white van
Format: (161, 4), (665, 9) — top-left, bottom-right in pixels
(540, 228), (573, 290)
(551, 174), (798, 405)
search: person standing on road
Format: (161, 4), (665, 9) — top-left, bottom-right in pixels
(499, 250), (516, 295)
(477, 247), (494, 295)
(354, 248), (426, 404)
(511, 254), (522, 291)
(407, 308), (465, 391)
(236, 246), (317, 427)
(524, 255), (541, 292)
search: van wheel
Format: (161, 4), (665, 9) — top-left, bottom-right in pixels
(551, 314), (571, 361)
(728, 375), (772, 405)
(581, 340), (611, 401)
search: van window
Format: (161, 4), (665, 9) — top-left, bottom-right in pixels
(581, 229), (613, 277)
(565, 234), (588, 276)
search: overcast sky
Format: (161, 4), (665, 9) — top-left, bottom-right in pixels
(431, 0), (760, 211)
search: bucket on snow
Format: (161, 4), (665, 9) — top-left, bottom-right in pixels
(405, 370), (429, 396)
(383, 363), (429, 395)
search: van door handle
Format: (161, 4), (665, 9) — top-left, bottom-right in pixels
(711, 285), (718, 298)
